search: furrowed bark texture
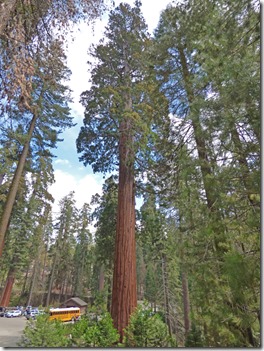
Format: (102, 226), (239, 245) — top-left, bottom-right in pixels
(111, 115), (137, 340)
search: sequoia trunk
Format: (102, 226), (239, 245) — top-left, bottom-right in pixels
(111, 115), (137, 340)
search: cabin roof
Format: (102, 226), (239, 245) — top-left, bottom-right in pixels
(60, 297), (87, 307)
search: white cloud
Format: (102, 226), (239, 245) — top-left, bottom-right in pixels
(49, 169), (104, 216)
(65, 20), (105, 110)
(54, 159), (71, 166)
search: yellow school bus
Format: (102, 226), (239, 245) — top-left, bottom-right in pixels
(49, 307), (80, 322)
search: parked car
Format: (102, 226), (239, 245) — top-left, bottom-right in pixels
(25, 309), (41, 320)
(0, 307), (6, 317)
(17, 306), (24, 312)
(5, 309), (22, 318)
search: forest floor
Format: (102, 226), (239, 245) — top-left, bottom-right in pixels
(0, 316), (27, 347)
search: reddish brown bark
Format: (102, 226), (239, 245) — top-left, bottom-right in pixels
(111, 117), (137, 340)
(0, 269), (15, 307)
(0, 112), (38, 257)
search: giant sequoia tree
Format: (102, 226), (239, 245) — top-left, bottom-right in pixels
(77, 1), (168, 338)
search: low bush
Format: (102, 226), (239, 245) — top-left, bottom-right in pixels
(19, 304), (175, 348)
(123, 304), (174, 347)
(19, 315), (71, 347)
(19, 311), (119, 347)
(71, 312), (120, 347)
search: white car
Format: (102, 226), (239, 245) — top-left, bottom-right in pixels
(6, 310), (22, 317)
(25, 309), (42, 320)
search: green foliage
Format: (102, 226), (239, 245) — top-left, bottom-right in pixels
(72, 203), (93, 297)
(144, 261), (161, 305)
(19, 315), (71, 347)
(89, 290), (108, 315)
(149, 0), (260, 346)
(71, 313), (120, 347)
(123, 303), (174, 347)
(77, 2), (168, 174)
(91, 175), (118, 270)
(185, 324), (204, 347)
(19, 313), (119, 348)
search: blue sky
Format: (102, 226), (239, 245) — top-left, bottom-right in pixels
(49, 0), (173, 216)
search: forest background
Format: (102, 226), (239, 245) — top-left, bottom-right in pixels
(0, 0), (260, 347)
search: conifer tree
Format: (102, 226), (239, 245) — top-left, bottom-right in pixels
(46, 191), (77, 306)
(0, 40), (73, 257)
(77, 1), (168, 337)
(73, 203), (93, 298)
(150, 0), (260, 346)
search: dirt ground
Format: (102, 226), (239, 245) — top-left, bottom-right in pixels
(0, 316), (27, 348)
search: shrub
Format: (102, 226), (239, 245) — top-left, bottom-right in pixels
(123, 304), (174, 347)
(185, 323), (204, 347)
(71, 312), (120, 347)
(19, 315), (71, 347)
(19, 312), (119, 347)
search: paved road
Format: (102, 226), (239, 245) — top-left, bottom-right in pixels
(0, 316), (27, 347)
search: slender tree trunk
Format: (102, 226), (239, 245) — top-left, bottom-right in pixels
(74, 257), (84, 297)
(62, 274), (68, 302)
(0, 267), (16, 307)
(18, 264), (30, 305)
(178, 46), (217, 212)
(71, 280), (75, 297)
(99, 265), (105, 292)
(46, 255), (57, 307)
(59, 279), (64, 302)
(46, 217), (65, 306)
(179, 45), (221, 214)
(27, 261), (38, 306)
(27, 219), (47, 306)
(41, 247), (48, 301)
(161, 253), (172, 336)
(178, 45), (228, 254)
(111, 91), (137, 339)
(246, 327), (256, 347)
(107, 276), (112, 313)
(182, 271), (191, 337)
(0, 112), (38, 256)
